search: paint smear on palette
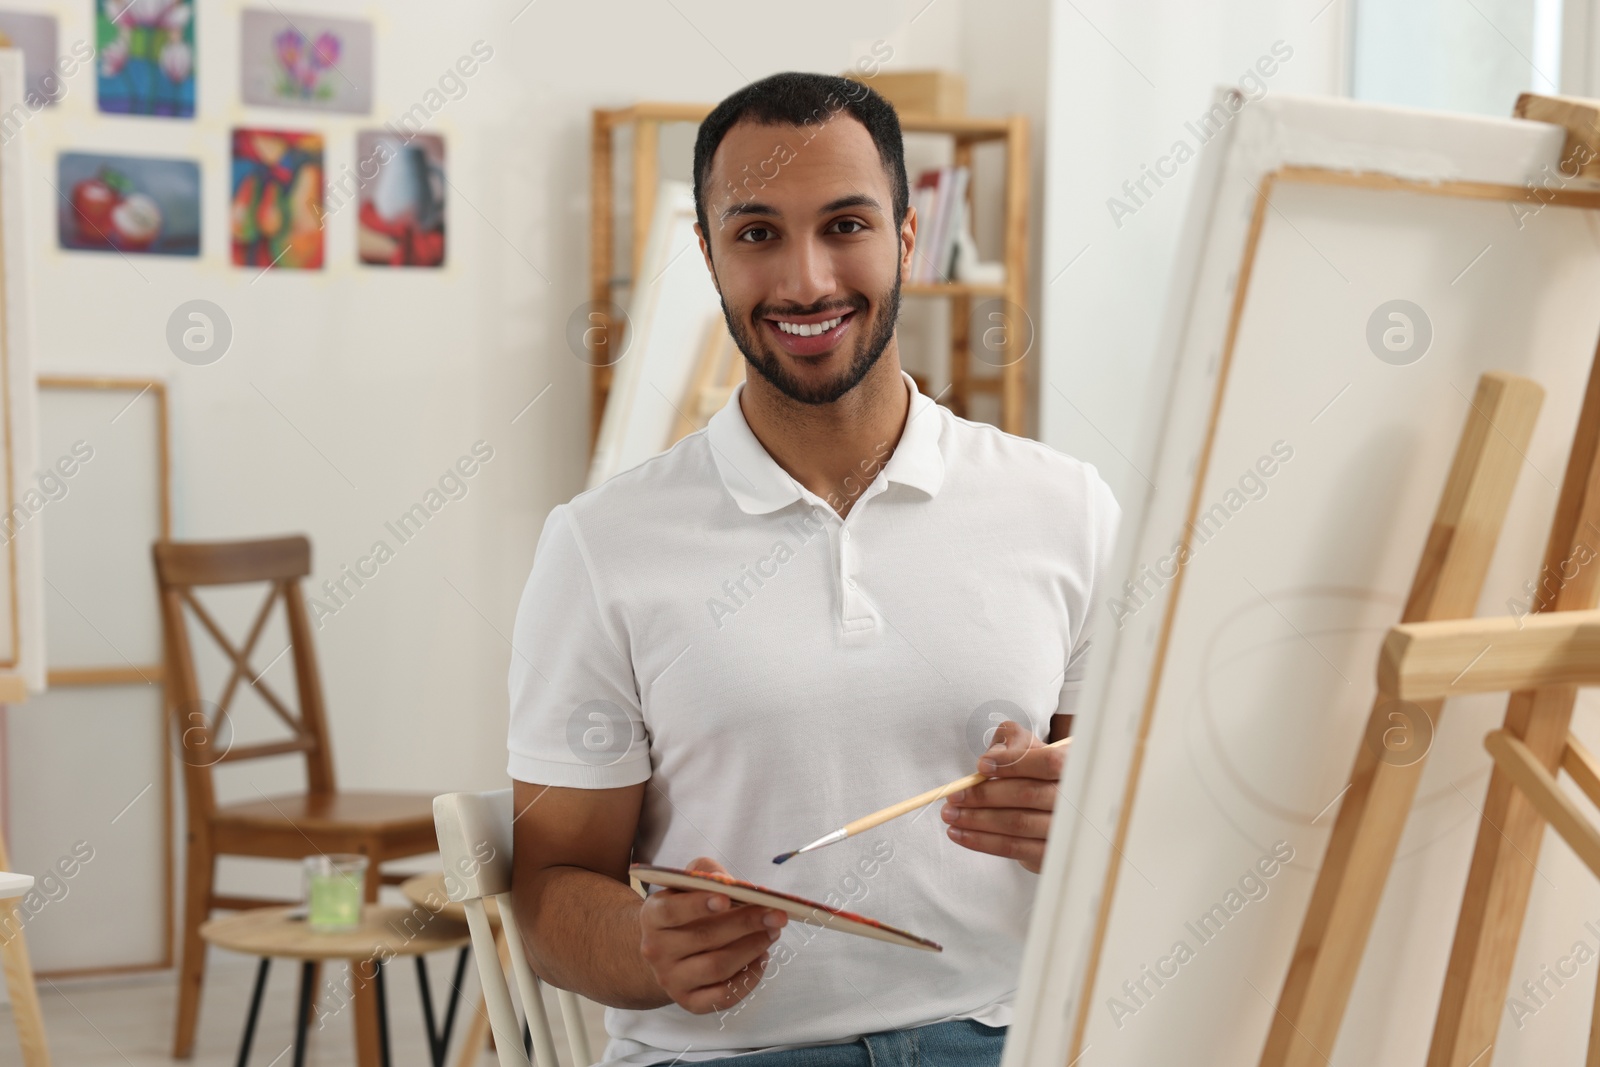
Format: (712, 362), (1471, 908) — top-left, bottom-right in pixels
(630, 864), (943, 951)
(231, 128), (324, 270)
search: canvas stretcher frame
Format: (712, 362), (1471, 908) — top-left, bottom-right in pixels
(1003, 91), (1600, 1067)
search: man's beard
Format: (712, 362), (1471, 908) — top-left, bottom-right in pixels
(720, 272), (901, 406)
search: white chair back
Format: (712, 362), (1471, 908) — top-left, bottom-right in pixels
(435, 789), (597, 1067)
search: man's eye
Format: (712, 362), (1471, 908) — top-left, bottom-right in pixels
(833, 219), (865, 234)
(739, 227), (773, 243)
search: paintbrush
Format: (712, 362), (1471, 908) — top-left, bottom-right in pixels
(772, 736), (1072, 864)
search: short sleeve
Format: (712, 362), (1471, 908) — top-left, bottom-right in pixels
(1057, 463), (1123, 720)
(507, 504), (651, 788)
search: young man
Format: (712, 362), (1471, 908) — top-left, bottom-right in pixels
(507, 72), (1119, 1067)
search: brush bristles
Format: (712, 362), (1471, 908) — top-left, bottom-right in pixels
(772, 851), (796, 865)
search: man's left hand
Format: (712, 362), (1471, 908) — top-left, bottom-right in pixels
(940, 720), (1063, 874)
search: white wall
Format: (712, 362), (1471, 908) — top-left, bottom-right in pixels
(7, 0), (1062, 923)
(1037, 0), (1346, 513)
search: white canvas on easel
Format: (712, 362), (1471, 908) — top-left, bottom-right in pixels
(1008, 92), (1600, 1067)
(0, 45), (46, 1048)
(0, 48), (44, 694)
(587, 180), (725, 489)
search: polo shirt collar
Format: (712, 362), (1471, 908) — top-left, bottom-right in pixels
(706, 369), (945, 515)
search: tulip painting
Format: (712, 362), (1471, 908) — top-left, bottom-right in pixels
(240, 10), (373, 115)
(96, 0), (195, 117)
(230, 129), (324, 270)
(273, 27), (340, 101)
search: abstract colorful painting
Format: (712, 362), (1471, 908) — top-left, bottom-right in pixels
(356, 132), (445, 267)
(240, 9), (373, 114)
(230, 129), (324, 270)
(57, 152), (199, 256)
(0, 12), (64, 106)
(96, 0), (195, 118)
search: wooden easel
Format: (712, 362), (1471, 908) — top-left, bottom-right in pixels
(1258, 94), (1600, 1067)
(666, 315), (743, 450)
(0, 830), (50, 1066)
(1379, 606), (1600, 1062)
(1426, 97), (1600, 1066)
(1257, 371), (1544, 1066)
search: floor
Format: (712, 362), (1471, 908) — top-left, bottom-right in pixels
(0, 947), (610, 1066)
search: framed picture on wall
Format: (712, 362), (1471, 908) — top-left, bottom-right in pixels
(230, 128), (324, 270)
(355, 131), (445, 267)
(96, 0), (195, 118)
(57, 152), (200, 256)
(240, 9), (374, 115)
(0, 12), (64, 106)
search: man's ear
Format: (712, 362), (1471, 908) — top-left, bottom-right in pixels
(899, 204), (917, 281)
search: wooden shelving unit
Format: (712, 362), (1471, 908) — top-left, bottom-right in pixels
(587, 100), (1032, 455)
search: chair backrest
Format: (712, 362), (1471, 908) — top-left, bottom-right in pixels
(152, 536), (337, 820)
(434, 790), (595, 1067)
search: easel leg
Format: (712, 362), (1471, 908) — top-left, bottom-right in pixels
(0, 831), (51, 1067)
(1429, 352), (1600, 1067)
(1429, 687), (1582, 1065)
(1588, 960), (1600, 1067)
(1263, 719), (1437, 1066)
(1260, 372), (1544, 1067)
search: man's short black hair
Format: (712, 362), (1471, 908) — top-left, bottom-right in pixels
(692, 71), (908, 258)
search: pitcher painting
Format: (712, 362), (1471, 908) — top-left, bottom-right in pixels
(357, 132), (446, 267)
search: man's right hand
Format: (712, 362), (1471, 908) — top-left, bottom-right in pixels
(639, 856), (789, 1014)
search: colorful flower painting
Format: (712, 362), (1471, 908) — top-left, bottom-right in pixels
(240, 10), (373, 115)
(96, 0), (195, 118)
(230, 129), (324, 270)
(356, 132), (446, 268)
(58, 152), (200, 256)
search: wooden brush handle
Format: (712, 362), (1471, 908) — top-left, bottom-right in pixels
(840, 736), (1072, 838)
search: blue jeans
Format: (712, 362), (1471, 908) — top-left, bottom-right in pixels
(652, 1018), (1007, 1067)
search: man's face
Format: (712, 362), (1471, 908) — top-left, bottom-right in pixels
(696, 114), (913, 405)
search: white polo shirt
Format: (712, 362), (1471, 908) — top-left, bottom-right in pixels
(507, 369), (1120, 1067)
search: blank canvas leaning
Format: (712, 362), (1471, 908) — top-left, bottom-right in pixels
(1006, 92), (1600, 1067)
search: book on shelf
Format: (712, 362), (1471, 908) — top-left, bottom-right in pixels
(910, 164), (970, 283)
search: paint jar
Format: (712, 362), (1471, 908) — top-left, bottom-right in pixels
(304, 853), (366, 931)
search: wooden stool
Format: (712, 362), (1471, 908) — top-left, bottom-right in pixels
(201, 904), (470, 1067)
(402, 873), (505, 1067)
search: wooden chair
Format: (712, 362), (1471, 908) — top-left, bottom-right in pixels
(1380, 605), (1600, 1062)
(154, 535), (439, 1063)
(433, 789), (597, 1067)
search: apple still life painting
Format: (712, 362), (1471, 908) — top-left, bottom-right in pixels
(357, 131), (446, 267)
(231, 128), (325, 270)
(96, 0), (195, 118)
(57, 152), (199, 256)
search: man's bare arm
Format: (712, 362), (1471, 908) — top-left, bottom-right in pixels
(511, 778), (670, 1009)
(511, 778), (788, 1013)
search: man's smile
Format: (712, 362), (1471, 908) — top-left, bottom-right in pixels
(763, 308), (857, 356)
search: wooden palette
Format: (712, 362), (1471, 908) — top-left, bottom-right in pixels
(630, 864), (943, 953)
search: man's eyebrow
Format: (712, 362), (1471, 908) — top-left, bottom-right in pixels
(719, 194), (883, 224)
